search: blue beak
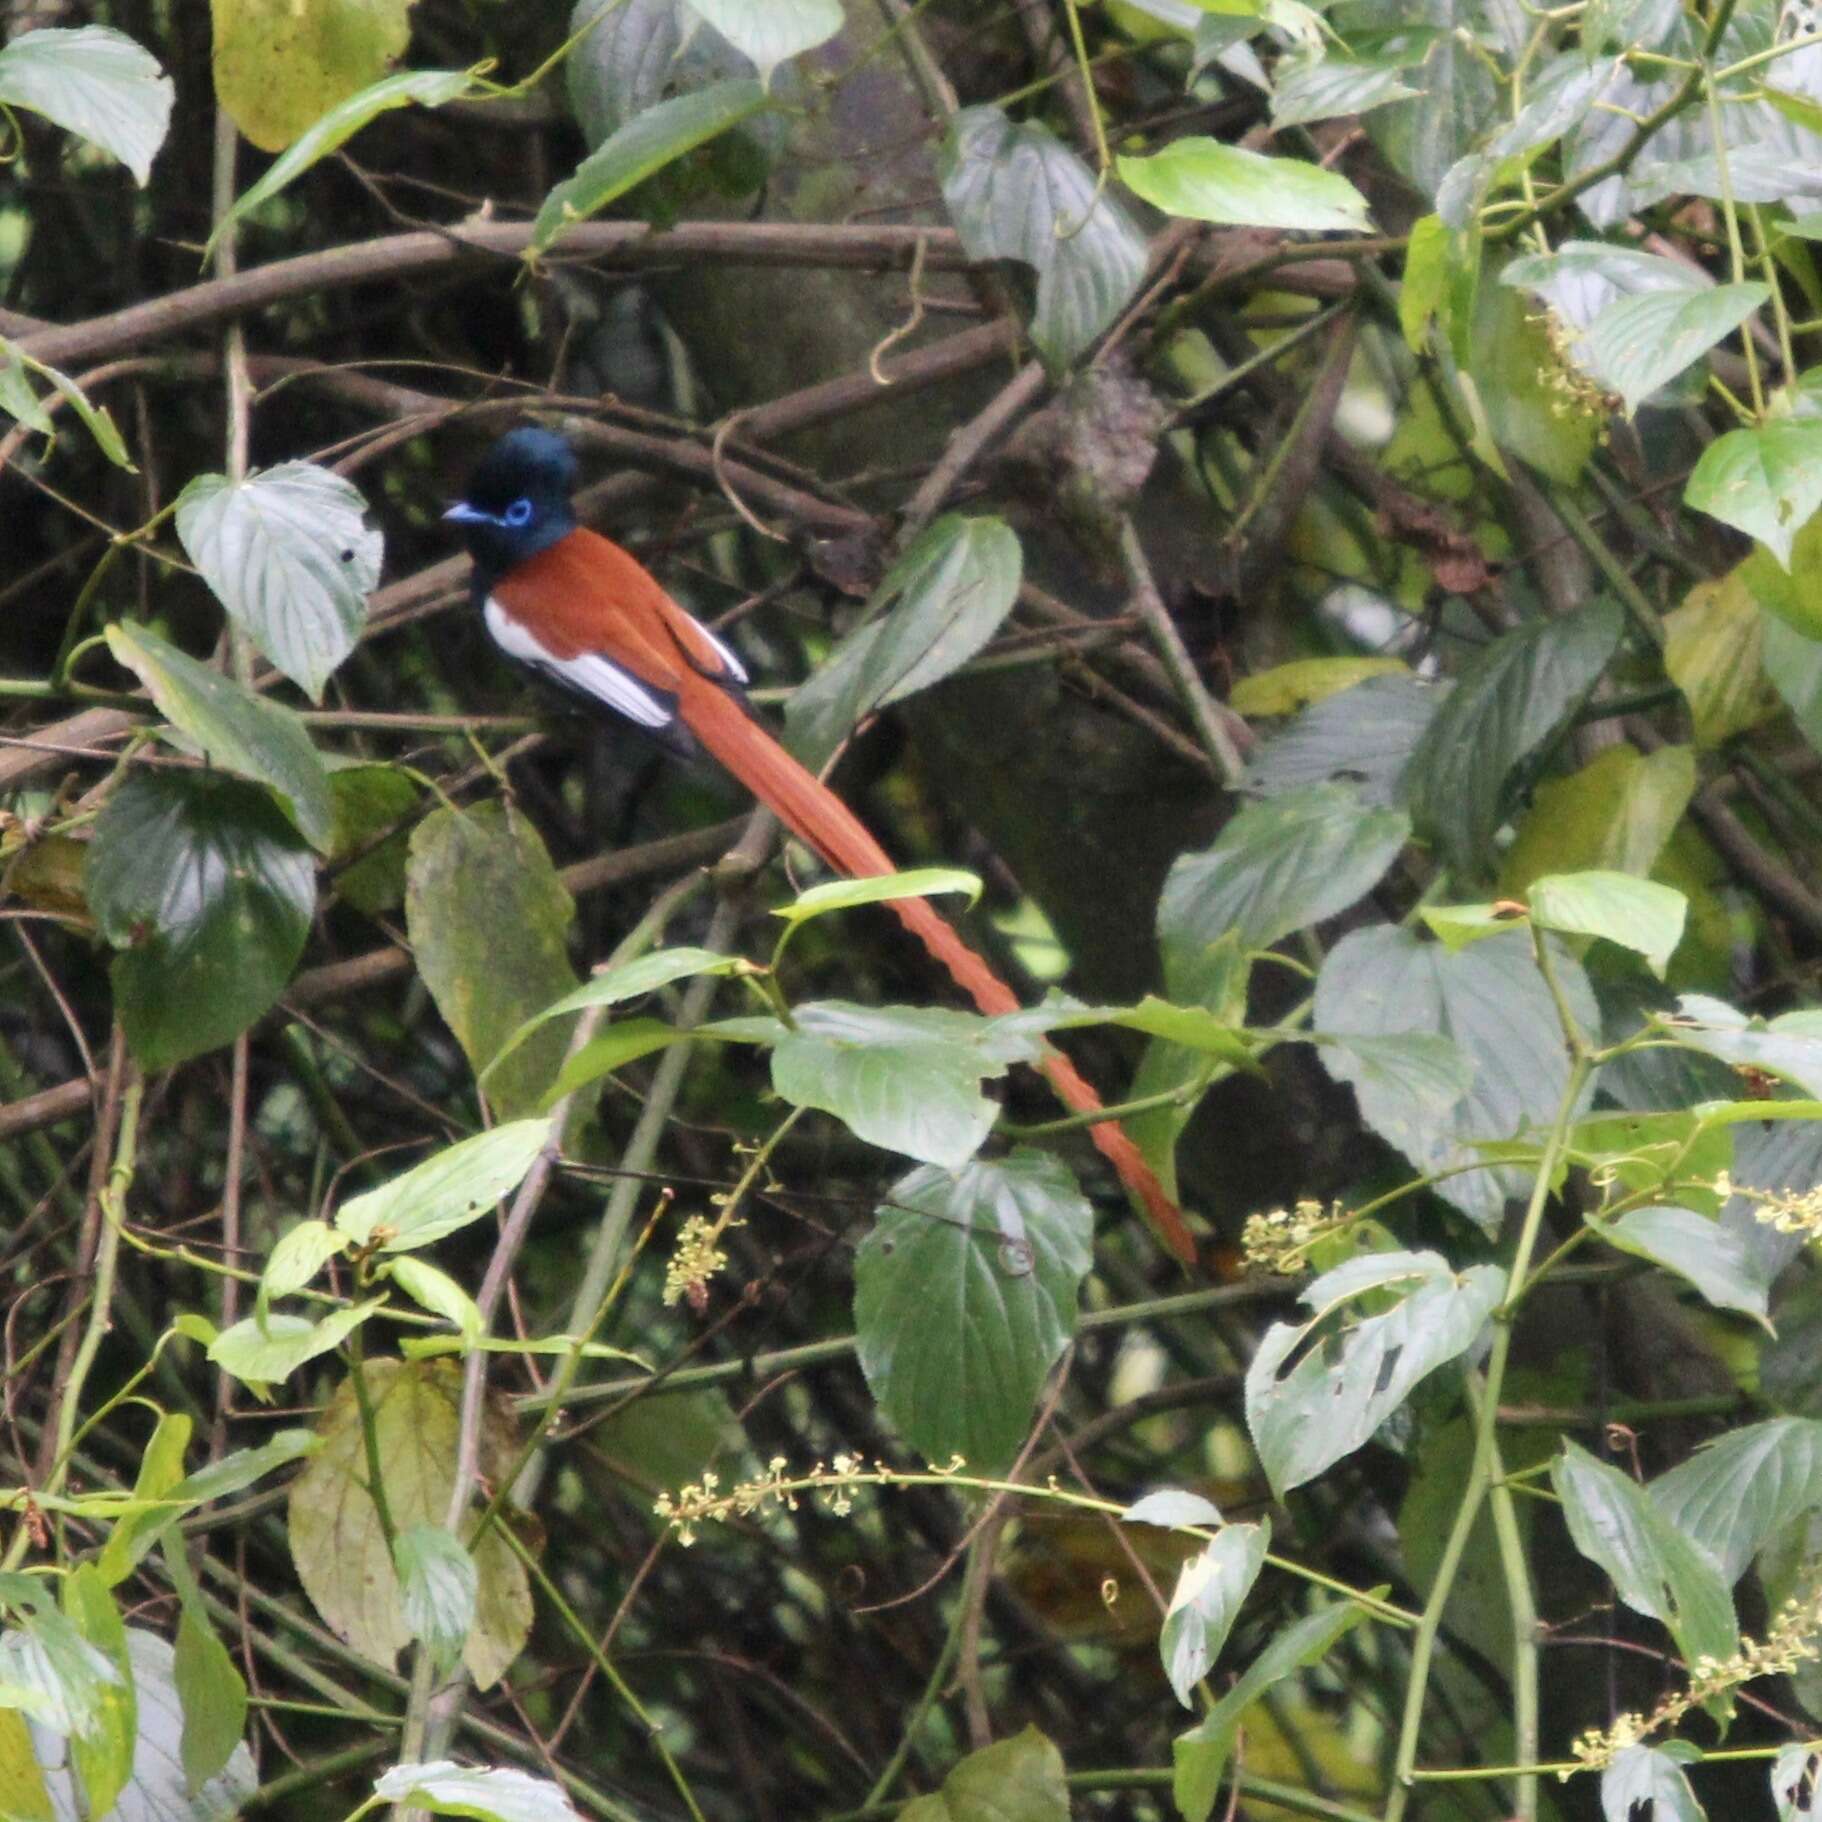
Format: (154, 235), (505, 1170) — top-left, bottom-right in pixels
(443, 501), (492, 525)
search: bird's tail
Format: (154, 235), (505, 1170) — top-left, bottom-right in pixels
(681, 681), (1198, 1264)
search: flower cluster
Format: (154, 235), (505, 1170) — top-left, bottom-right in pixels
(1566, 1581), (1822, 1773)
(1714, 1170), (1822, 1238)
(1531, 309), (1620, 427)
(662, 1213), (730, 1308)
(1240, 1198), (1350, 1276)
(653, 1452), (965, 1546)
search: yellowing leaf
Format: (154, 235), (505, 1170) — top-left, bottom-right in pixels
(1230, 657), (1407, 716)
(1664, 572), (1781, 747)
(1500, 745), (1696, 896)
(211, 0), (415, 153)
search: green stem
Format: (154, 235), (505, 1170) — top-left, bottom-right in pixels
(1481, 1407), (1540, 1820)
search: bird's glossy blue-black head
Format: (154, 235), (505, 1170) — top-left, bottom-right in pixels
(446, 428), (580, 579)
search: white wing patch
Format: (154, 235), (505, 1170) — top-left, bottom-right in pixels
(484, 597), (676, 730)
(694, 617), (748, 684)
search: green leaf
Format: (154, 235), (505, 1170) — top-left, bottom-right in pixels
(0, 341), (134, 468)
(895, 1727), (1069, 1822)
(388, 1257), (484, 1347)
(1553, 1440), (1738, 1668)
(86, 772), (316, 1070)
(96, 1414), (190, 1588)
(373, 1761), (582, 1822)
(393, 1526), (478, 1676)
(529, 79), (769, 254)
(1272, 54), (1422, 129)
(0, 1606), (122, 1738)
(1498, 744), (1696, 893)
(1597, 1205), (1773, 1324)
(208, 69), (476, 258)
(1468, 280), (1601, 484)
(1418, 902), (1526, 950)
(1688, 420), (1822, 570)
(1773, 1743), (1822, 1821)
(1601, 1745), (1706, 1822)
(327, 762), (418, 914)
(334, 1120), (552, 1251)
(1528, 870), (1688, 977)
(854, 1152), (1092, 1472)
(1246, 673), (1440, 807)
(1581, 281), (1768, 416)
(173, 1603), (245, 1792)
(483, 946), (743, 1087)
(0, 1710), (56, 1820)
(260, 1219), (347, 1316)
(1314, 926), (1598, 1231)
(785, 515), (1022, 769)
(1650, 1417), (1822, 1585)
(940, 106), (1147, 368)
(1118, 138), (1371, 232)
(1228, 656), (1407, 717)
(1656, 997), (1822, 1099)
(0, 26), (173, 184)
(211, 0), (415, 153)
(1355, 0), (1498, 201)
(681, 0), (841, 83)
(1246, 1250), (1503, 1497)
(105, 621), (334, 849)
(1172, 1604), (1365, 1822)
(775, 869), (983, 927)
(1157, 782), (1410, 962)
(1123, 1490), (1223, 1529)
(58, 1569), (133, 1822)
(1160, 1521), (1269, 1708)
(206, 1299), (383, 1394)
(289, 1359), (531, 1687)
(406, 804), (582, 1119)
(1406, 597), (1624, 879)
(772, 1002), (1011, 1170)
(175, 462), (383, 703)
(1315, 1030), (1476, 1119)
(1663, 571), (1782, 748)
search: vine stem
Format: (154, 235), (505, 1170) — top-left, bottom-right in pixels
(1384, 1043), (1593, 1820)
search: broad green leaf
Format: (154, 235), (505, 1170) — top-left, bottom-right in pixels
(1160, 1522), (1269, 1708)
(1773, 1743), (1822, 1820)
(1354, 0), (1499, 200)
(529, 79), (768, 254)
(940, 106), (1147, 368)
(1743, 505), (1822, 640)
(1315, 1031), (1475, 1119)
(785, 516), (1022, 769)
(1271, 54), (1422, 128)
(1227, 656), (1406, 716)
(1597, 1206), (1773, 1324)
(1118, 138), (1371, 232)
(206, 1299), (383, 1394)
(1656, 997), (1822, 1099)
(1663, 571), (1782, 748)
(1419, 902), (1525, 950)
(1499, 744), (1696, 893)
(406, 804), (581, 1119)
(211, 0), (415, 153)
(388, 1257), (483, 1347)
(1651, 1417), (1822, 1585)
(1123, 1490), (1222, 1529)
(104, 622), (334, 849)
(484, 946), (742, 1086)
(25, 1629), (256, 1821)
(0, 341), (134, 468)
(0, 27), (172, 184)
(1158, 783), (1410, 962)
(334, 1120), (552, 1250)
(541, 1017), (702, 1102)
(1553, 1440), (1738, 1668)
(1528, 870), (1688, 978)
(775, 869), (982, 926)
(854, 1152), (1092, 1472)
(1688, 420), (1822, 570)
(373, 1761), (581, 1822)
(1468, 281), (1601, 484)
(86, 772), (315, 1070)
(0, 1711), (53, 1822)
(1172, 1604), (1364, 1822)
(1601, 1745), (1706, 1822)
(772, 1002), (1010, 1170)
(260, 1219), (347, 1312)
(327, 762), (418, 914)
(1246, 1250), (1503, 1497)
(570, 0), (703, 143)
(58, 1569), (133, 1822)
(681, 0), (840, 83)
(1246, 673), (1440, 807)
(1406, 597), (1624, 879)
(1581, 282), (1767, 417)
(209, 69), (476, 258)
(175, 462), (383, 702)
(1399, 212), (1453, 351)
(1314, 926), (1598, 1231)
(173, 1604), (244, 1793)
(289, 1359), (530, 1687)
(0, 1607), (121, 1738)
(895, 1727), (1068, 1822)
(393, 1526), (478, 1675)
(1761, 614), (1822, 757)
(96, 1415), (191, 1588)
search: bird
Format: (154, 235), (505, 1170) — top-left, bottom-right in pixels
(446, 426), (1197, 1264)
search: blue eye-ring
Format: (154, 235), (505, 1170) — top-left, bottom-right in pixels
(504, 497), (534, 527)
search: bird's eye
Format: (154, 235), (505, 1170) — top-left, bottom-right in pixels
(504, 497), (534, 528)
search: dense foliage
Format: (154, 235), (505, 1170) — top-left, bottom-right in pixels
(12, 2), (1822, 1820)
